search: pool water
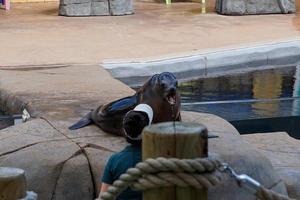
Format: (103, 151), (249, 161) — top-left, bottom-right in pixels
(0, 111), (14, 130)
(0, 118), (14, 130)
(0, 111), (21, 130)
(179, 65), (300, 139)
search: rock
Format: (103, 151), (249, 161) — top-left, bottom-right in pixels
(59, 0), (133, 16)
(60, 0), (90, 6)
(277, 169), (300, 199)
(0, 118), (124, 200)
(91, 0), (110, 16)
(53, 154), (94, 200)
(0, 140), (81, 200)
(215, 0), (295, 15)
(59, 2), (92, 16)
(242, 132), (300, 199)
(0, 119), (65, 156)
(0, 112), (289, 200)
(73, 136), (125, 195)
(110, 0), (134, 15)
(182, 112), (288, 199)
(83, 147), (114, 195)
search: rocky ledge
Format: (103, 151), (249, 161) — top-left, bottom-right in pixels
(59, 0), (134, 16)
(215, 0), (295, 15)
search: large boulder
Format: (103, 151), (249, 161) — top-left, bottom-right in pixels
(215, 0), (295, 15)
(181, 112), (287, 200)
(243, 132), (300, 199)
(59, 0), (133, 16)
(0, 119), (93, 200)
(0, 112), (289, 200)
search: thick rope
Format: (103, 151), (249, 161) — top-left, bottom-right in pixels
(99, 157), (221, 200)
(256, 187), (296, 200)
(97, 157), (296, 200)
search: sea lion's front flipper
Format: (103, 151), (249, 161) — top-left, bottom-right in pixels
(69, 112), (93, 130)
(106, 94), (139, 114)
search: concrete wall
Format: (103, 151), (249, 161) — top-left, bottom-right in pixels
(11, 0), (57, 3)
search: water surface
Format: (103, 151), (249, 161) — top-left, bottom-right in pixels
(180, 66), (300, 120)
(179, 66), (300, 139)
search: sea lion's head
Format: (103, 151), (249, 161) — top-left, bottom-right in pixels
(139, 72), (181, 123)
(156, 72), (178, 106)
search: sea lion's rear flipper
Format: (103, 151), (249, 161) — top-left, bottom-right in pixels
(69, 112), (93, 130)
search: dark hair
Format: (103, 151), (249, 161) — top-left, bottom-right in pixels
(123, 111), (149, 146)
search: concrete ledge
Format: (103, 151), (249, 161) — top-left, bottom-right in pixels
(102, 40), (300, 80)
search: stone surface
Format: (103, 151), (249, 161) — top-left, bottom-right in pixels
(83, 147), (114, 195)
(53, 154), (94, 200)
(182, 112), (288, 200)
(102, 41), (300, 81)
(216, 0), (295, 15)
(91, 0), (110, 16)
(110, 0), (134, 15)
(277, 169), (300, 199)
(59, 0), (133, 16)
(0, 112), (289, 200)
(59, 2), (92, 16)
(0, 119), (65, 156)
(60, 0), (90, 5)
(0, 140), (81, 200)
(243, 132), (300, 199)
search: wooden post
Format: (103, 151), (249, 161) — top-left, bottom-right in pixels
(142, 122), (208, 200)
(0, 167), (27, 200)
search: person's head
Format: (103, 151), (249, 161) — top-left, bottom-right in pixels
(123, 104), (153, 145)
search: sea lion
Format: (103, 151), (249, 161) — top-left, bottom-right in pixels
(69, 72), (181, 136)
(139, 72), (181, 123)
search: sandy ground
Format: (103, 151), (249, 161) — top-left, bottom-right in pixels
(0, 1), (300, 66)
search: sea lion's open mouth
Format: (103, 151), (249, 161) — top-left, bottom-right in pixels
(166, 94), (176, 105)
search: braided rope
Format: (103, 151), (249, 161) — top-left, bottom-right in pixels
(97, 157), (296, 200)
(99, 157), (221, 200)
(256, 187), (296, 200)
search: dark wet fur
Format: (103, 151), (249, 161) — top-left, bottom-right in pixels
(68, 95), (139, 135)
(68, 112), (93, 130)
(69, 72), (181, 135)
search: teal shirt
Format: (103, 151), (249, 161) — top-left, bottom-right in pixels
(102, 145), (142, 200)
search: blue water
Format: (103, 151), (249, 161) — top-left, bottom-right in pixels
(180, 66), (300, 120)
(179, 65), (300, 139)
